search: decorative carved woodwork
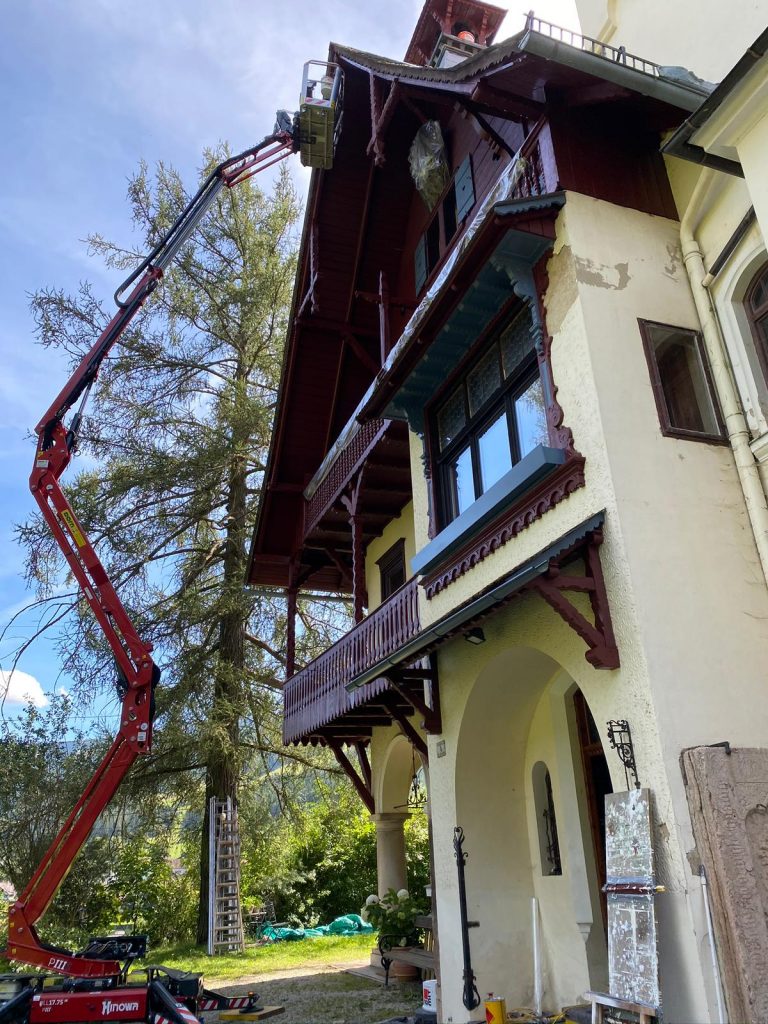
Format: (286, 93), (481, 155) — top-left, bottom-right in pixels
(303, 419), (388, 537)
(282, 577), (421, 743)
(422, 456), (586, 598)
(527, 527), (619, 669)
(368, 79), (401, 167)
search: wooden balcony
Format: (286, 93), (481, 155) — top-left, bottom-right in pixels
(283, 577), (421, 744)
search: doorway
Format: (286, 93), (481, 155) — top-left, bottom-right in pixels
(573, 690), (613, 930)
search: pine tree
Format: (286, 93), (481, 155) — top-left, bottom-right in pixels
(13, 149), (341, 941)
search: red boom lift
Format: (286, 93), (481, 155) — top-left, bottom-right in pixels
(0, 60), (342, 1024)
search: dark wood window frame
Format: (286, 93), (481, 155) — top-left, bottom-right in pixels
(377, 538), (407, 602)
(430, 304), (548, 529)
(745, 262), (768, 387)
(639, 318), (727, 445)
(414, 154), (475, 294)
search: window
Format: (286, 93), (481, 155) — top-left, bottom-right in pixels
(434, 306), (548, 525)
(639, 320), (725, 442)
(377, 539), (406, 601)
(532, 762), (562, 876)
(414, 155), (475, 293)
(746, 263), (768, 385)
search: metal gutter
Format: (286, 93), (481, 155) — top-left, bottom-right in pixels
(345, 511), (605, 691)
(662, 27), (768, 176)
(516, 31), (711, 113)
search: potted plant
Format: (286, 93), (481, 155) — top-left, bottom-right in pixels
(362, 887), (425, 948)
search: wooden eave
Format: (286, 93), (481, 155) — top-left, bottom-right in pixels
(248, 27), (707, 589)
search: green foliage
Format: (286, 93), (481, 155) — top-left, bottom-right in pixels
(239, 777), (431, 930)
(12, 148), (350, 942)
(110, 836), (196, 945)
(362, 888), (427, 945)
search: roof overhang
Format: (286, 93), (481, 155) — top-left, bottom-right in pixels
(663, 28), (768, 176)
(357, 192), (566, 429)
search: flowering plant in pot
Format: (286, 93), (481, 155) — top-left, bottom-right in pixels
(361, 887), (425, 947)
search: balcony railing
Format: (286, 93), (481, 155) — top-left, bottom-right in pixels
(283, 577), (420, 743)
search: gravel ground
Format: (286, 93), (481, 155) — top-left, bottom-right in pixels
(208, 963), (422, 1024)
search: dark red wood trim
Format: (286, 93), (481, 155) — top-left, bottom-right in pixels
(384, 696), (429, 759)
(355, 740), (373, 790)
(304, 419), (389, 538)
(422, 456), (586, 598)
(328, 738), (375, 813)
(534, 256), (578, 455)
(526, 529), (619, 670)
(387, 666), (442, 735)
(368, 80), (401, 167)
(342, 470), (368, 623)
(638, 318), (728, 445)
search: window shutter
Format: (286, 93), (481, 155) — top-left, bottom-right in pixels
(455, 155), (475, 222)
(414, 234), (428, 294)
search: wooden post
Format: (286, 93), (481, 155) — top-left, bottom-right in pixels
(341, 471), (367, 624)
(286, 560), (298, 678)
(378, 270), (390, 364)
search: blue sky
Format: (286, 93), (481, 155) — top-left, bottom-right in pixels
(0, 0), (578, 719)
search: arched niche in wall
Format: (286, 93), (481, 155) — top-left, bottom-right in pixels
(532, 760), (562, 876)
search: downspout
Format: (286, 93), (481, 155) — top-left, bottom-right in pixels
(679, 168), (768, 585)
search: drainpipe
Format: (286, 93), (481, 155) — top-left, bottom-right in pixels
(679, 168), (768, 585)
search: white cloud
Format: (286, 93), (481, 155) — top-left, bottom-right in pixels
(0, 668), (48, 707)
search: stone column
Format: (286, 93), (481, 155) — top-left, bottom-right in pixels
(371, 811), (409, 896)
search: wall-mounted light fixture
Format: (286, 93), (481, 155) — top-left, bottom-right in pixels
(606, 719), (640, 789)
(464, 627), (485, 645)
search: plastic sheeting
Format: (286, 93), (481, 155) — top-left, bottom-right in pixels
(409, 121), (450, 212)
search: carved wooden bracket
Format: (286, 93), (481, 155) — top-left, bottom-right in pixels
(368, 76), (401, 167)
(328, 736), (375, 813)
(385, 655), (441, 735)
(526, 527), (619, 670)
(383, 694), (429, 759)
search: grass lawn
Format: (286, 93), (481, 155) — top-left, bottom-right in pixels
(148, 933), (375, 980)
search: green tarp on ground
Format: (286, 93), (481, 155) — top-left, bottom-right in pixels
(258, 913), (373, 942)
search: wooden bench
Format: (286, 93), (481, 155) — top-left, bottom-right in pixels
(378, 915), (435, 986)
(585, 990), (659, 1024)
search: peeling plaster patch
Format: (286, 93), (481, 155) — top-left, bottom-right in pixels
(664, 242), (683, 280)
(574, 256), (631, 290)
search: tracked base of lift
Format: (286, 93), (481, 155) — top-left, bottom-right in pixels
(218, 1006), (284, 1020)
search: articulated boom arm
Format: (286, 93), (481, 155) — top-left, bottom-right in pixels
(5, 125), (298, 980)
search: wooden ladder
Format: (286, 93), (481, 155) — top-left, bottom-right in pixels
(208, 796), (245, 953)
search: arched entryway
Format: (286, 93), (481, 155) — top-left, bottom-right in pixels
(450, 646), (610, 1011)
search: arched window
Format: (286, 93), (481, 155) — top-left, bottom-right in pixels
(532, 761), (562, 876)
(746, 263), (768, 384)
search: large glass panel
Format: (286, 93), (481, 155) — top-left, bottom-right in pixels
(437, 385), (466, 450)
(501, 309), (534, 378)
(651, 327), (719, 434)
(478, 411), (512, 493)
(449, 445), (475, 517)
(467, 345), (501, 415)
(515, 376), (548, 457)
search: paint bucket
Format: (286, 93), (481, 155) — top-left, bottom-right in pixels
(484, 994), (507, 1024)
(422, 979), (436, 1011)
